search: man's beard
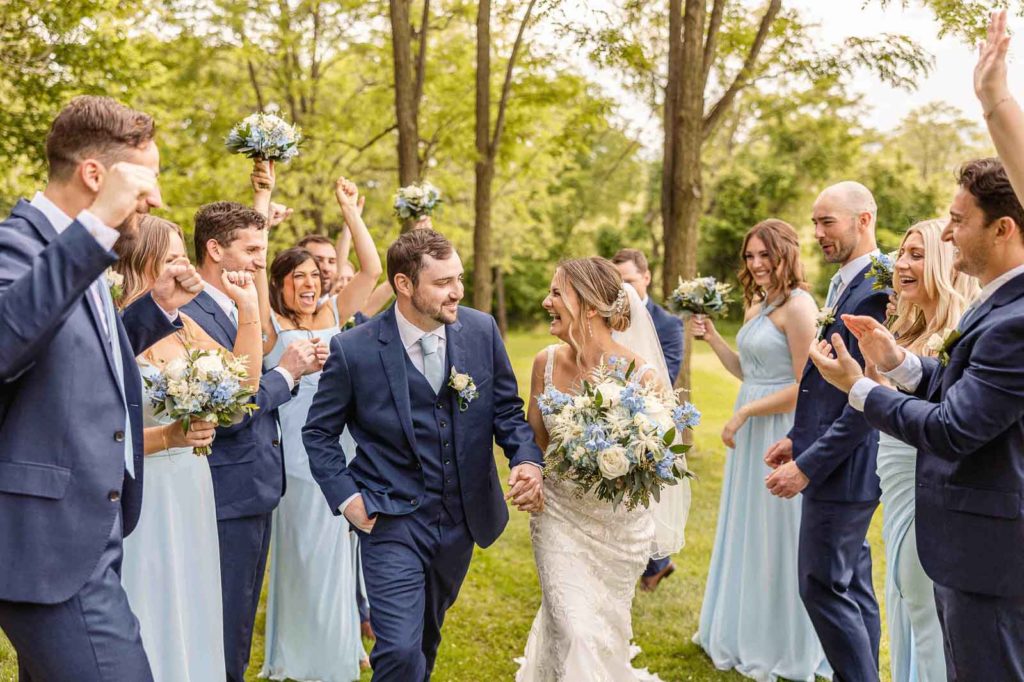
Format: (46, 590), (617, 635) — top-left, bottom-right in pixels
(412, 290), (458, 325)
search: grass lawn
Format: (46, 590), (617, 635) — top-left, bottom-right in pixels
(0, 329), (890, 681)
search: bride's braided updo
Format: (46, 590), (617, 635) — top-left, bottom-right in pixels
(556, 257), (632, 340)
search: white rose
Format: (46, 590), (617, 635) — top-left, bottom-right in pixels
(643, 402), (674, 432)
(925, 331), (951, 355)
(165, 358), (188, 380)
(595, 381), (622, 405)
(573, 395), (592, 410)
(194, 354), (225, 379)
(405, 186), (425, 200)
(597, 446), (631, 480)
(451, 373), (470, 392)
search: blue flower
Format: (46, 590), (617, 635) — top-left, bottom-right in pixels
(672, 402), (702, 430)
(537, 387), (572, 416)
(619, 384), (645, 415)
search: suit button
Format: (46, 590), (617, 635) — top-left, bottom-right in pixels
(108, 490), (120, 502)
(114, 431), (125, 443)
(415, 463), (422, 470)
(440, 420), (448, 428)
(272, 439), (281, 447)
(443, 441), (450, 448)
(445, 459), (451, 465)
(437, 402), (444, 410)
(411, 498), (419, 506)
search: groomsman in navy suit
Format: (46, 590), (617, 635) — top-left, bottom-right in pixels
(182, 202), (320, 682)
(813, 157), (1024, 679)
(613, 248), (684, 591)
(765, 182), (888, 681)
(304, 229), (545, 681)
(0, 97), (203, 679)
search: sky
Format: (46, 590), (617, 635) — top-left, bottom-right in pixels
(577, 1), (1024, 152)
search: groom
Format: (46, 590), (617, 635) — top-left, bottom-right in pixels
(303, 228), (544, 681)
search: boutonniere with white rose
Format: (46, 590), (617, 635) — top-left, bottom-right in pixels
(341, 315), (358, 331)
(928, 328), (961, 367)
(105, 268), (125, 302)
(448, 368), (479, 412)
(816, 306), (836, 340)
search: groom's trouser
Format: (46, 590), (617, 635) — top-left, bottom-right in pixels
(359, 502), (475, 681)
(934, 583), (1024, 680)
(218, 511), (273, 682)
(0, 512), (153, 681)
(798, 498), (880, 682)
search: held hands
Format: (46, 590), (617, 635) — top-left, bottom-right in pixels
(506, 464), (544, 513)
(343, 494), (376, 534)
(89, 162), (162, 230)
(251, 160), (276, 194)
(763, 436), (793, 469)
(167, 419), (216, 450)
(151, 256), (203, 312)
(975, 10), (1012, 110)
(765, 460), (809, 499)
(689, 314), (717, 342)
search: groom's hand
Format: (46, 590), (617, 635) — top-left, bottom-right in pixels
(343, 494), (376, 534)
(507, 464), (544, 513)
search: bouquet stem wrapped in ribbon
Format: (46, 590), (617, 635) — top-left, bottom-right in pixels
(537, 357), (700, 511)
(144, 347), (258, 456)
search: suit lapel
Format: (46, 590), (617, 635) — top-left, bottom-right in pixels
(15, 201), (121, 383)
(378, 308), (419, 452)
(446, 318), (467, 461)
(833, 263), (872, 317)
(193, 290), (236, 348)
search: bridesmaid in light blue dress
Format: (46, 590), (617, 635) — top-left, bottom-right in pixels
(876, 219), (978, 681)
(691, 220), (830, 682)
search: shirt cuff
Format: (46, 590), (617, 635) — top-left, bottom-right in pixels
(520, 461), (545, 470)
(882, 351), (923, 392)
(848, 377), (879, 412)
(76, 210), (121, 252)
(338, 492), (362, 517)
(273, 366), (296, 391)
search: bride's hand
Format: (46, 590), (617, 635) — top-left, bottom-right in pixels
(507, 464), (544, 513)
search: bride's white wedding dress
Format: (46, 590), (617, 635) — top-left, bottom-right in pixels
(515, 345), (664, 682)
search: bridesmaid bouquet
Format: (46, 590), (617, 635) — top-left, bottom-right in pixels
(866, 251), (898, 326)
(668, 275), (733, 318)
(144, 347), (258, 456)
(393, 182), (442, 221)
(225, 112), (302, 162)
(537, 357), (700, 511)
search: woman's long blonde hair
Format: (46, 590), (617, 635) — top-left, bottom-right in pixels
(890, 219), (980, 354)
(112, 215), (185, 309)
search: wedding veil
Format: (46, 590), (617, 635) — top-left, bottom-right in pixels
(612, 283), (691, 559)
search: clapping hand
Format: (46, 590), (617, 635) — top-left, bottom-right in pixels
(151, 256), (203, 312)
(975, 10), (1012, 112)
(841, 315), (905, 372)
(506, 464), (544, 513)
(89, 162), (162, 230)
(808, 335), (864, 394)
(251, 160), (276, 194)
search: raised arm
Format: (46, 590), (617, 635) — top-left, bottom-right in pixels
(976, 11), (1024, 205)
(216, 270), (262, 390)
(333, 178), (383, 321)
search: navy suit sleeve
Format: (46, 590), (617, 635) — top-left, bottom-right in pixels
(912, 356), (941, 399)
(120, 292), (180, 356)
(489, 317), (544, 468)
(864, 315), (1024, 462)
(303, 334), (360, 511)
(0, 221), (114, 382)
(660, 313), (684, 385)
(215, 368), (292, 436)
(796, 290), (888, 484)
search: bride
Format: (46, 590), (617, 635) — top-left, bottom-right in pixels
(516, 257), (690, 681)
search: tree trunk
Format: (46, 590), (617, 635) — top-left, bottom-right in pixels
(493, 265), (508, 339)
(660, 0), (682, 285)
(664, 0), (706, 392)
(473, 0), (494, 312)
(389, 0), (420, 199)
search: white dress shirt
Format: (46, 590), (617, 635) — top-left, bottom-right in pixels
(201, 281), (294, 391)
(848, 262), (1024, 411)
(395, 304), (447, 378)
(29, 192), (178, 332)
(830, 250), (880, 307)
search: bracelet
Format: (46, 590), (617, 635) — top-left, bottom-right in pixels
(238, 320), (261, 326)
(161, 425), (170, 451)
(985, 95), (1014, 120)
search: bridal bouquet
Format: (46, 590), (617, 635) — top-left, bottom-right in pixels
(668, 275), (734, 318)
(537, 357), (700, 511)
(225, 112), (302, 162)
(393, 182), (442, 221)
(144, 347), (258, 456)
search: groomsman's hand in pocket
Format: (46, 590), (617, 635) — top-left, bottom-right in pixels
(507, 464), (544, 513)
(763, 436), (793, 469)
(343, 494), (376, 534)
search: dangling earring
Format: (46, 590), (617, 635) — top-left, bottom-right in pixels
(587, 317), (593, 337)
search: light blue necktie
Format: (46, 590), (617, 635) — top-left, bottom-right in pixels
(419, 333), (444, 394)
(825, 271), (843, 309)
(956, 301), (981, 332)
(98, 279), (135, 478)
(228, 303), (238, 328)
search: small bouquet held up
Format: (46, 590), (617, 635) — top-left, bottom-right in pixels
(393, 182), (442, 222)
(668, 275), (734, 339)
(225, 112), (302, 162)
(865, 251), (898, 326)
(537, 357), (700, 511)
(144, 347), (258, 456)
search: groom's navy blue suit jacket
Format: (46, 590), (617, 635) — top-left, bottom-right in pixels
(790, 264), (889, 501)
(0, 200), (178, 604)
(303, 305), (544, 548)
(182, 290), (293, 520)
(865, 271), (1024, 597)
